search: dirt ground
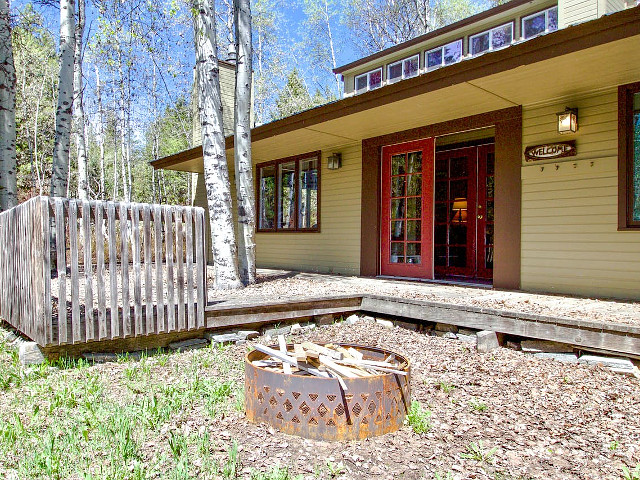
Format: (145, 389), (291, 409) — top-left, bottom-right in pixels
(211, 319), (640, 480)
(208, 270), (640, 328)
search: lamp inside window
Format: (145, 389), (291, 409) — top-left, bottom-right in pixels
(557, 107), (578, 134)
(451, 197), (468, 223)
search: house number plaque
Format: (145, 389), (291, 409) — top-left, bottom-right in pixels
(524, 141), (576, 162)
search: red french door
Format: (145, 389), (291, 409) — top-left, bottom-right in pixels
(380, 138), (435, 278)
(434, 144), (494, 280)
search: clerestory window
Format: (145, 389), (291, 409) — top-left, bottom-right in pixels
(387, 55), (420, 83)
(469, 22), (514, 56)
(425, 39), (463, 71)
(522, 7), (558, 39)
(354, 68), (383, 93)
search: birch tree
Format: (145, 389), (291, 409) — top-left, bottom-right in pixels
(303, 0), (341, 98)
(0, 0), (17, 211)
(193, 0), (242, 289)
(50, 0), (75, 198)
(73, 0), (87, 199)
(233, 0), (256, 285)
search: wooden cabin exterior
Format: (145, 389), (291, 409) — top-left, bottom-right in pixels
(153, 0), (640, 300)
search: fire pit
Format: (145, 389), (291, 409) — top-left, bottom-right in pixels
(244, 343), (411, 441)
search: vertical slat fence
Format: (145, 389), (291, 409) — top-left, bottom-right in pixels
(0, 196), (207, 348)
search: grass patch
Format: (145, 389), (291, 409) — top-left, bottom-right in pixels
(407, 400), (431, 434)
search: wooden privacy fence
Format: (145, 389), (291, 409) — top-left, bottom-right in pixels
(0, 196), (207, 348)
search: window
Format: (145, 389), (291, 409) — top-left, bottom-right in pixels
(387, 55), (419, 83)
(619, 82), (640, 229)
(257, 152), (320, 232)
(522, 7), (558, 39)
(354, 68), (382, 93)
(469, 22), (513, 56)
(426, 39), (463, 71)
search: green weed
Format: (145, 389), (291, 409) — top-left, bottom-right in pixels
(407, 400), (431, 434)
(437, 380), (456, 394)
(470, 398), (487, 412)
(622, 464), (640, 480)
(461, 441), (497, 463)
(326, 461), (346, 478)
(251, 465), (302, 480)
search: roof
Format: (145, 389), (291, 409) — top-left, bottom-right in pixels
(151, 5), (640, 172)
(332, 0), (539, 75)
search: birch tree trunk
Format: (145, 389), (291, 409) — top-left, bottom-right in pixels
(0, 0), (17, 211)
(50, 0), (76, 198)
(95, 66), (105, 200)
(73, 0), (88, 200)
(233, 0), (256, 285)
(193, 0), (242, 290)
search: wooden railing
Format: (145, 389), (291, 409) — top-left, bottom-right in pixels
(0, 196), (207, 348)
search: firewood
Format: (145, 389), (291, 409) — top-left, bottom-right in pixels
(278, 335), (292, 374)
(301, 342), (342, 360)
(249, 343), (330, 379)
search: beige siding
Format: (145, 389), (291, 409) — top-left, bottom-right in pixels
(521, 89), (640, 300)
(192, 63), (236, 145)
(255, 145), (362, 275)
(557, 0), (625, 27)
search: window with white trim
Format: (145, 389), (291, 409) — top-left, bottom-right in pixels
(425, 39), (463, 71)
(469, 22), (513, 56)
(522, 7), (558, 39)
(354, 68), (383, 93)
(387, 55), (419, 83)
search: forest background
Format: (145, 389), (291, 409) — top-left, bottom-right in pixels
(6, 0), (502, 207)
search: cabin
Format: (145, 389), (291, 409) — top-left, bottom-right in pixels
(153, 0), (640, 301)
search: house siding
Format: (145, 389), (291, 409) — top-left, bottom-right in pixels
(520, 89), (640, 299)
(255, 145), (362, 275)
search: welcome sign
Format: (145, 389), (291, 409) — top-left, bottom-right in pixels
(524, 141), (576, 162)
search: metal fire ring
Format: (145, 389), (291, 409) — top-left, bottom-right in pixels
(245, 343), (411, 441)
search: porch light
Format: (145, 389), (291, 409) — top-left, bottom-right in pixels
(327, 153), (342, 170)
(556, 107), (578, 134)
(452, 197), (468, 223)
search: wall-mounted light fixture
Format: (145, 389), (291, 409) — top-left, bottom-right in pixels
(327, 153), (342, 170)
(556, 107), (578, 134)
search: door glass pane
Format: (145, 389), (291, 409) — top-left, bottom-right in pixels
(278, 161), (296, 229)
(486, 176), (495, 198)
(435, 158), (447, 178)
(450, 225), (467, 245)
(259, 165), (276, 229)
(391, 243), (404, 263)
(435, 181), (447, 201)
(487, 200), (494, 222)
(408, 152), (422, 173)
(485, 247), (494, 269)
(485, 224), (494, 246)
(391, 221), (404, 241)
(450, 180), (467, 199)
(406, 198), (421, 218)
(486, 152), (495, 175)
(391, 198), (405, 219)
(449, 247), (466, 267)
(450, 157), (467, 177)
(391, 154), (406, 175)
(392, 177), (405, 197)
(407, 175), (422, 196)
(406, 243), (421, 264)
(406, 220), (421, 241)
(434, 225), (447, 244)
(435, 203), (447, 223)
(435, 246), (446, 266)
(298, 158), (318, 229)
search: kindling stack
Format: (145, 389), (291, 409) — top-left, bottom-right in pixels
(249, 336), (407, 390)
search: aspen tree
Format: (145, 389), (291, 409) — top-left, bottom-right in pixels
(0, 0), (17, 211)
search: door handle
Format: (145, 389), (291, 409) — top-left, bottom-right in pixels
(477, 214), (483, 219)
